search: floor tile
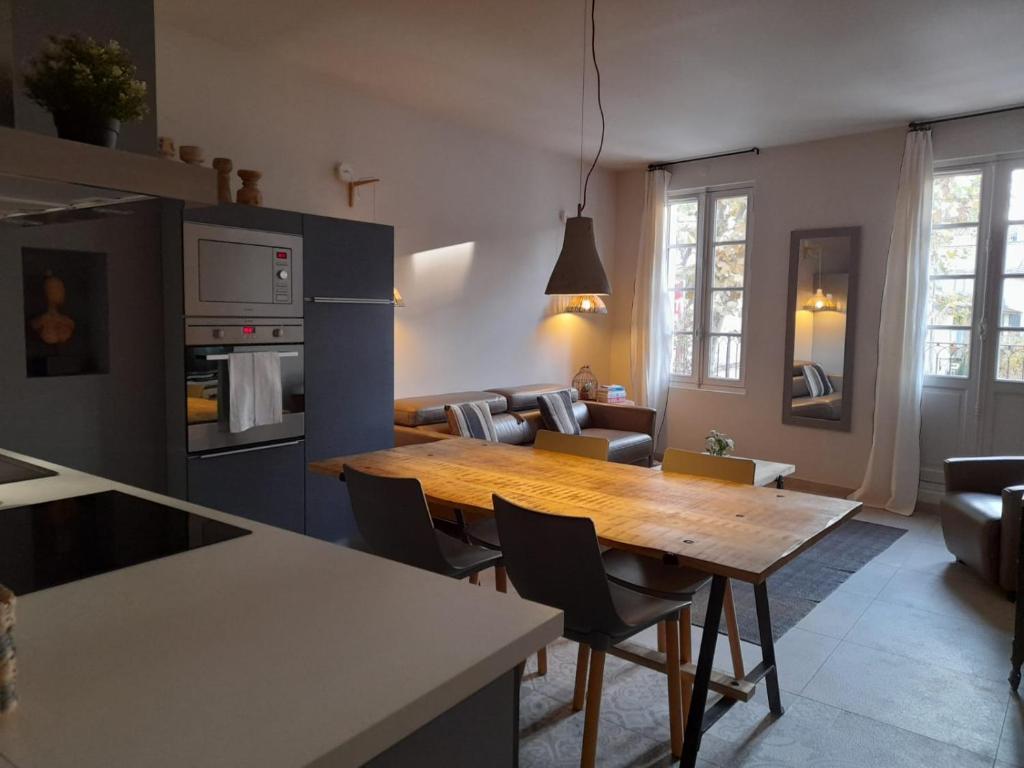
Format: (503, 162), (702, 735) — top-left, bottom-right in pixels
(998, 696), (1024, 767)
(519, 695), (680, 768)
(836, 558), (899, 598)
(801, 641), (1009, 759)
(901, 542), (959, 574)
(793, 588), (873, 638)
(876, 566), (1015, 631)
(701, 694), (992, 768)
(846, 599), (1012, 683)
(769, 626), (841, 693)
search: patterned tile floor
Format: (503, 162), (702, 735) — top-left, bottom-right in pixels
(490, 505), (1020, 768)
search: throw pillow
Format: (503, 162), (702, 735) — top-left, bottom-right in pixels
(537, 389), (582, 436)
(802, 364), (834, 398)
(445, 401), (499, 442)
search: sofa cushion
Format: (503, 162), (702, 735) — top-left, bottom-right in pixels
(581, 428), (652, 465)
(395, 391), (506, 427)
(940, 492), (1003, 585)
(445, 401), (499, 442)
(492, 412), (533, 445)
(485, 383), (578, 412)
(537, 390), (581, 435)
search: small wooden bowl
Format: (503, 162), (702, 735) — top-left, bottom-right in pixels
(179, 145), (205, 165)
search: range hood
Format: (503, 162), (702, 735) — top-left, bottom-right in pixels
(0, 125), (218, 225)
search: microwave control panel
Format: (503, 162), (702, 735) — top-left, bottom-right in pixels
(273, 248), (292, 303)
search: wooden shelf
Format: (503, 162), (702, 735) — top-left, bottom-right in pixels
(0, 126), (217, 205)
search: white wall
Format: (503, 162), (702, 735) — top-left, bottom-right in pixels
(154, 24), (615, 398)
(611, 128), (907, 489)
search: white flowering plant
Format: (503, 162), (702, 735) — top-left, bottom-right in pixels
(23, 35), (148, 123)
(704, 429), (735, 457)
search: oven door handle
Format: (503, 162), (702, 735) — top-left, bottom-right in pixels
(193, 440), (303, 459)
(200, 351), (299, 361)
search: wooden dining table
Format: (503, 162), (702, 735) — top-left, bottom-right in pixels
(310, 438), (862, 767)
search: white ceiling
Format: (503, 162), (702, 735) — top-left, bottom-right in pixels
(157, 0), (1024, 168)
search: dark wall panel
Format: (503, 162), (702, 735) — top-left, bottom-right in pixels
(0, 200), (166, 491)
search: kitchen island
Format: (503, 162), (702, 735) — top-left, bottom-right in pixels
(0, 449), (561, 768)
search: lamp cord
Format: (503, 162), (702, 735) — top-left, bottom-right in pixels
(578, 0), (604, 217)
(578, 0), (586, 209)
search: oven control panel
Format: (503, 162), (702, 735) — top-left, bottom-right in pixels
(185, 318), (304, 346)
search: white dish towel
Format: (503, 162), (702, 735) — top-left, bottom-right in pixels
(228, 352), (283, 433)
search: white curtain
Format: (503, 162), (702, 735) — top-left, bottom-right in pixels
(630, 169), (672, 455)
(852, 130), (933, 515)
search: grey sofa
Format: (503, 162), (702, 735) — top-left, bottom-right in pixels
(393, 383), (655, 466)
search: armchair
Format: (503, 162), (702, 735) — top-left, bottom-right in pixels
(940, 457), (1024, 596)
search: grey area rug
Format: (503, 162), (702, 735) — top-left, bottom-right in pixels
(690, 520), (906, 643)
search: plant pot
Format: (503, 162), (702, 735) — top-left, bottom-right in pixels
(51, 112), (121, 149)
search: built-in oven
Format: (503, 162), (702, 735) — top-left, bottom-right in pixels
(183, 222), (303, 318)
(184, 318), (304, 454)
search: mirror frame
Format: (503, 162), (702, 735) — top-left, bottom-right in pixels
(782, 226), (861, 432)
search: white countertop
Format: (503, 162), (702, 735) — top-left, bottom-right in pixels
(0, 450), (562, 768)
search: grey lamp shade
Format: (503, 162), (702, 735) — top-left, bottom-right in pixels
(545, 216), (611, 295)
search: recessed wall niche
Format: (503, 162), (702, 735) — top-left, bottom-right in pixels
(22, 248), (109, 377)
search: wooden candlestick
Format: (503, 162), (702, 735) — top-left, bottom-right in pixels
(212, 158), (233, 204)
(236, 169), (263, 206)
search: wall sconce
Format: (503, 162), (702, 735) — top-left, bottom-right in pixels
(564, 294), (607, 314)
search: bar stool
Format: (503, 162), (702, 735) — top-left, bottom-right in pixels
(601, 448), (754, 715)
(343, 464), (501, 581)
(494, 494), (690, 766)
(463, 431), (611, 674)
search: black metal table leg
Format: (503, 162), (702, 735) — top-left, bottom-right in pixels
(753, 580), (785, 715)
(681, 574), (726, 768)
(775, 476), (784, 489)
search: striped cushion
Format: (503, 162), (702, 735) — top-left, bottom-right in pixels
(537, 390), (582, 436)
(445, 401), (499, 442)
(802, 364), (834, 398)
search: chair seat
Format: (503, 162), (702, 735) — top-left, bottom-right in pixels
(435, 529), (502, 577)
(565, 581), (689, 649)
(580, 428), (653, 465)
(466, 516), (502, 550)
(602, 549), (711, 599)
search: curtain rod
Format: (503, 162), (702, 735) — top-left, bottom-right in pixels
(909, 103), (1024, 130)
(647, 147), (759, 172)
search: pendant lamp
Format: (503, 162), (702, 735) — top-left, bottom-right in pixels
(547, 0), (611, 298)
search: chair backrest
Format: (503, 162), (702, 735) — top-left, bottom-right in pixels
(534, 430), (610, 461)
(493, 494), (626, 643)
(662, 449), (756, 485)
(343, 464), (450, 574)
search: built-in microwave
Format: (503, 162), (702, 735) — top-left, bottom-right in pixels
(183, 222), (303, 317)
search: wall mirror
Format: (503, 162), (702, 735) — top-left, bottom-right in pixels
(782, 227), (860, 431)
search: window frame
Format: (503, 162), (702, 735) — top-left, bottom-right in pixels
(666, 184), (753, 391)
(923, 166), (988, 381)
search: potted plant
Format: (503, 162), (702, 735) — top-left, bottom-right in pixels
(22, 35), (148, 149)
(705, 429), (735, 457)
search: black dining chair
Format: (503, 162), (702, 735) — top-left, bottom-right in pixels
(494, 494), (689, 766)
(343, 464), (501, 581)
(462, 432), (611, 674)
(601, 447), (751, 717)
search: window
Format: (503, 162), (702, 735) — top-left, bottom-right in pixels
(666, 189), (751, 387)
(925, 171), (982, 377)
(924, 160), (1024, 383)
(997, 168), (1024, 381)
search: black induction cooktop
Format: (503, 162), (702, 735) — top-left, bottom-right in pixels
(0, 491), (250, 595)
